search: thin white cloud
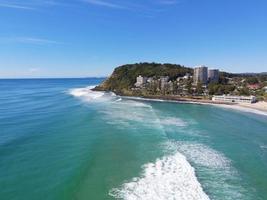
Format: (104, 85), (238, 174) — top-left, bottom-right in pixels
(157, 0), (179, 5)
(14, 37), (62, 45)
(82, 0), (126, 9)
(15, 37), (62, 45)
(0, 37), (63, 45)
(0, 0), (69, 10)
(0, 2), (34, 10)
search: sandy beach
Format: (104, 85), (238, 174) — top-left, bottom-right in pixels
(121, 95), (267, 116)
(237, 101), (267, 112)
(214, 101), (267, 116)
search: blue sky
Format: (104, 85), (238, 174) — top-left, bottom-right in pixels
(0, 0), (266, 78)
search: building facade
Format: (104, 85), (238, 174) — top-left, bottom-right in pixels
(160, 76), (169, 91)
(135, 75), (148, 87)
(208, 69), (219, 83)
(193, 66), (208, 84)
(212, 95), (257, 103)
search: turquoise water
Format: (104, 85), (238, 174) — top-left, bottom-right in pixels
(0, 78), (267, 200)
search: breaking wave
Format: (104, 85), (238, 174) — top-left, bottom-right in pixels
(165, 141), (253, 200)
(68, 86), (116, 102)
(109, 152), (210, 200)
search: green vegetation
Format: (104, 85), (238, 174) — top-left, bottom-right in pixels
(246, 77), (259, 84)
(95, 62), (267, 100)
(208, 83), (236, 95)
(95, 62), (192, 94)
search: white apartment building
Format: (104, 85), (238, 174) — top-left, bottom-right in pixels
(212, 95), (257, 103)
(135, 75), (148, 87)
(160, 76), (169, 90)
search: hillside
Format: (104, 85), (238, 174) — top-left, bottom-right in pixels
(94, 62), (192, 94)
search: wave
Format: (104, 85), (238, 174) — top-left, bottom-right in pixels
(174, 142), (231, 169)
(164, 141), (253, 200)
(69, 86), (104, 99)
(68, 86), (118, 103)
(109, 151), (210, 200)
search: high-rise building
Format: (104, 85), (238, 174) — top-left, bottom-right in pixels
(208, 69), (219, 83)
(193, 66), (208, 84)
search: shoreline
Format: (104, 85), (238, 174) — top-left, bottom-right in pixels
(119, 95), (267, 116)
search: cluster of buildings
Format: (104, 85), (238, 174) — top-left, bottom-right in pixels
(193, 65), (219, 84)
(134, 65), (220, 93)
(135, 75), (175, 93)
(133, 65), (262, 103)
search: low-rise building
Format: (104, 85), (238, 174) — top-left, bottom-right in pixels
(212, 95), (257, 103)
(264, 86), (267, 93)
(147, 77), (153, 83)
(168, 81), (174, 92)
(247, 84), (261, 90)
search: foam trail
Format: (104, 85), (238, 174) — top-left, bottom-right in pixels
(110, 152), (210, 200)
(160, 117), (187, 127)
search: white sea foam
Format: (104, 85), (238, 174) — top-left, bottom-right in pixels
(164, 141), (251, 199)
(68, 86), (119, 103)
(69, 86), (104, 100)
(69, 86), (189, 129)
(68, 86), (162, 129)
(99, 102), (159, 129)
(160, 117), (187, 127)
(110, 152), (210, 200)
(175, 142), (231, 169)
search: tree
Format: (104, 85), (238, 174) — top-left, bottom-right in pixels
(239, 87), (250, 96)
(186, 79), (193, 94)
(246, 77), (259, 84)
(196, 82), (204, 95)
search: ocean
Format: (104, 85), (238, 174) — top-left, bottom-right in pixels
(0, 78), (267, 200)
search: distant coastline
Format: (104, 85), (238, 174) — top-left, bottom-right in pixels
(94, 62), (267, 115)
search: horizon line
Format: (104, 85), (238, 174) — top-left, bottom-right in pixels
(0, 77), (108, 80)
